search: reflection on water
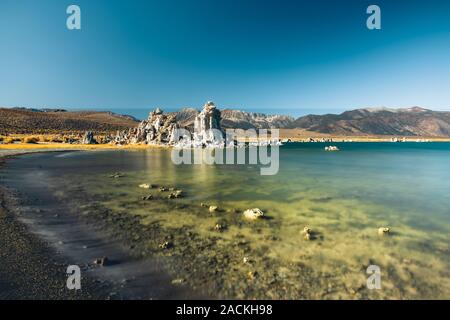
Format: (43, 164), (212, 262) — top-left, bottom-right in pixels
(4, 143), (450, 299)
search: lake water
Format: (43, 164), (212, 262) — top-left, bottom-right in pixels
(2, 142), (450, 299)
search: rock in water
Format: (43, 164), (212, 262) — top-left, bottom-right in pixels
(139, 183), (151, 189)
(82, 131), (98, 144)
(378, 227), (391, 236)
(192, 101), (225, 147)
(243, 208), (264, 220)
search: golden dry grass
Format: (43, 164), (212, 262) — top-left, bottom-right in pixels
(0, 142), (166, 151)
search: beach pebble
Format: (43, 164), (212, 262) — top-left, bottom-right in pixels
(93, 256), (109, 266)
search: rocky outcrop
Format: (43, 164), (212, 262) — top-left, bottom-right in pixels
(193, 101), (225, 146)
(81, 131), (97, 144)
(114, 108), (178, 145)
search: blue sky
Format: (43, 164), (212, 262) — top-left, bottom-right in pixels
(0, 0), (449, 117)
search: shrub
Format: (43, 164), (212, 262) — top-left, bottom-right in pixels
(38, 135), (51, 142)
(23, 136), (39, 144)
(4, 137), (16, 144)
(50, 136), (63, 143)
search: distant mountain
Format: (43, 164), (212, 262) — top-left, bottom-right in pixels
(173, 106), (450, 136)
(0, 107), (139, 135)
(221, 109), (295, 129)
(3, 105), (449, 137)
(289, 107), (450, 136)
(174, 107), (295, 130)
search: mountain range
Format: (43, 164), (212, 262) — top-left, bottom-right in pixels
(175, 106), (450, 137)
(1, 106), (450, 137)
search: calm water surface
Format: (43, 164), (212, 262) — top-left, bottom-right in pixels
(3, 142), (450, 299)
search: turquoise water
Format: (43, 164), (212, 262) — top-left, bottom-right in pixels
(4, 142), (450, 299)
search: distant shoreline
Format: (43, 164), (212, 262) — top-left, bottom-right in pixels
(1, 136), (450, 153)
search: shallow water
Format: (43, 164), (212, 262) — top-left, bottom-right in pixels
(2, 143), (450, 299)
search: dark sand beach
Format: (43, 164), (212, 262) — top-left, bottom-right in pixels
(0, 151), (197, 300)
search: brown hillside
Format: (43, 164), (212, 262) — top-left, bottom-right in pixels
(0, 108), (139, 135)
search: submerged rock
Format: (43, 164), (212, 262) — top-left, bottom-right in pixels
(171, 278), (185, 285)
(139, 183), (155, 189)
(174, 190), (183, 198)
(243, 208), (264, 220)
(302, 226), (312, 235)
(378, 227), (390, 236)
(168, 190), (183, 199)
(109, 172), (124, 178)
(209, 206), (218, 213)
(247, 271), (258, 280)
(301, 226), (315, 241)
(142, 195), (153, 201)
(214, 223), (226, 231)
(159, 241), (172, 249)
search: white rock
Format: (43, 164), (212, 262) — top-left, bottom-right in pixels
(243, 208), (264, 220)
